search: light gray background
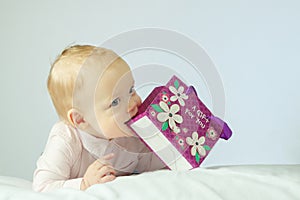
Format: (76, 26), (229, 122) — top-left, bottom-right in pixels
(0, 0), (299, 180)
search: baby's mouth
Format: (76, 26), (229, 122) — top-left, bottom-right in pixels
(124, 105), (138, 125)
(124, 118), (132, 124)
(124, 112), (138, 124)
(125, 108), (139, 124)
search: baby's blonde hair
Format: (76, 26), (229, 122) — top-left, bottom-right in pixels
(47, 45), (119, 123)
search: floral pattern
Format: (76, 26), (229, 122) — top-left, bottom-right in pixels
(206, 127), (219, 140)
(175, 135), (187, 150)
(156, 101), (183, 131)
(186, 132), (211, 163)
(172, 126), (180, 134)
(182, 128), (189, 133)
(150, 110), (156, 117)
(160, 92), (171, 105)
(169, 84), (188, 106)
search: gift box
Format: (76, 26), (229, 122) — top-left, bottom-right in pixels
(127, 75), (232, 170)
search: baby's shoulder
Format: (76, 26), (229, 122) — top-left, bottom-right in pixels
(48, 121), (81, 145)
(42, 121), (82, 163)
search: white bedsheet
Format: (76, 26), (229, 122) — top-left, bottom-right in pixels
(0, 165), (299, 200)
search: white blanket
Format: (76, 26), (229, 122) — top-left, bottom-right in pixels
(1, 165), (299, 200)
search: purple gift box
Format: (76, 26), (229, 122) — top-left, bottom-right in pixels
(128, 75), (232, 170)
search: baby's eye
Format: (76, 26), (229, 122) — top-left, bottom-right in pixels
(129, 86), (135, 94)
(111, 98), (120, 107)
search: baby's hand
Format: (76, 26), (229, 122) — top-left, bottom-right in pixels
(81, 153), (116, 190)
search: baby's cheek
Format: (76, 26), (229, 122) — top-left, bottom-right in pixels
(107, 117), (121, 132)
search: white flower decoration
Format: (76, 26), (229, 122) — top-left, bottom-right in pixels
(182, 128), (189, 133)
(169, 85), (188, 106)
(206, 127), (219, 140)
(173, 126), (180, 134)
(150, 110), (156, 117)
(178, 138), (185, 147)
(157, 101), (183, 130)
(186, 132), (206, 157)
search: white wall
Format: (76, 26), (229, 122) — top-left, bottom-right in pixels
(0, 0), (299, 180)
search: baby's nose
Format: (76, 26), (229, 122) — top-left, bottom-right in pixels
(128, 94), (142, 114)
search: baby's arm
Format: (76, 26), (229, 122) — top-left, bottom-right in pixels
(32, 129), (83, 192)
(33, 127), (116, 192)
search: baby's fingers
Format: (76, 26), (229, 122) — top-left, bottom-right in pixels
(92, 153), (114, 169)
(96, 153), (115, 166)
(100, 174), (116, 183)
(98, 166), (116, 178)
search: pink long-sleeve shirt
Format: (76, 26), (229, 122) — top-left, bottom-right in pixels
(32, 121), (165, 192)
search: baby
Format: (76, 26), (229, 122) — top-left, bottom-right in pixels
(33, 45), (165, 192)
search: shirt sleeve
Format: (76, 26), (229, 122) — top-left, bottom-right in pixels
(32, 125), (82, 192)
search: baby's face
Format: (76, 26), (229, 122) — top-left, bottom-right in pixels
(93, 58), (141, 139)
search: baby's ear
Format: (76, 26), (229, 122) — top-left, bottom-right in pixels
(67, 109), (88, 129)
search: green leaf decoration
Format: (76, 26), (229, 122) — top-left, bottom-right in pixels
(174, 80), (179, 89)
(162, 121), (169, 131)
(195, 151), (200, 163)
(151, 104), (164, 112)
(203, 145), (211, 151)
